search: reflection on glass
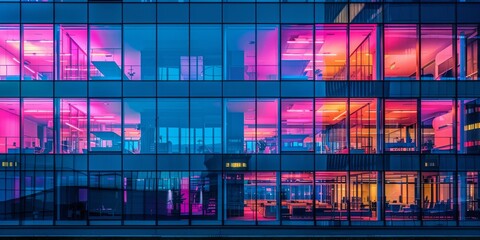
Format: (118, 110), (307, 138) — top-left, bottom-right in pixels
(89, 99), (122, 152)
(89, 25), (122, 80)
(0, 99), (20, 153)
(124, 99), (156, 154)
(385, 172), (419, 221)
(315, 98), (348, 154)
(385, 99), (418, 152)
(0, 25), (20, 80)
(281, 99), (314, 152)
(22, 99), (54, 154)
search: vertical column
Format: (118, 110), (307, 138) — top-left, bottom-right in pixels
(459, 101), (465, 154)
(376, 99), (383, 153)
(375, 24), (383, 81)
(459, 32), (466, 80)
(458, 172), (467, 221)
(376, 171), (383, 221)
(218, 173), (223, 222)
(276, 171), (281, 222)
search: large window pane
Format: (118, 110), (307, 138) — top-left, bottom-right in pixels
(281, 25), (313, 81)
(225, 99), (255, 153)
(157, 99), (189, 154)
(384, 25), (418, 80)
(385, 99), (418, 152)
(422, 172), (455, 221)
(89, 99), (121, 152)
(315, 24), (347, 80)
(124, 99), (155, 154)
(350, 98), (378, 154)
(0, 99), (20, 154)
(349, 171), (377, 222)
(315, 98), (347, 154)
(350, 25), (377, 81)
(89, 25), (122, 80)
(421, 100), (454, 154)
(157, 25), (188, 81)
(281, 99), (314, 152)
(257, 24), (279, 81)
(59, 99), (87, 154)
(315, 172), (347, 222)
(257, 99), (279, 154)
(157, 171), (189, 223)
(457, 25), (478, 80)
(23, 99), (54, 154)
(190, 25), (222, 81)
(59, 25), (88, 81)
(385, 172), (420, 222)
(224, 171), (256, 224)
(123, 25), (155, 80)
(55, 171), (88, 223)
(420, 25), (454, 81)
(281, 172), (314, 224)
(88, 171), (122, 221)
(23, 25), (53, 80)
(224, 25), (256, 81)
(190, 99), (222, 154)
(124, 171), (156, 223)
(0, 25), (20, 80)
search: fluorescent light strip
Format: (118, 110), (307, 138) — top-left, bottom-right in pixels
(333, 111), (347, 121)
(65, 122), (83, 132)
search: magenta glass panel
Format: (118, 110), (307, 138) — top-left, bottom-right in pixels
(314, 25), (347, 80)
(457, 25), (478, 80)
(281, 99), (314, 152)
(257, 99), (279, 154)
(315, 172), (347, 221)
(421, 100), (454, 154)
(59, 99), (87, 154)
(0, 25), (20, 80)
(281, 25), (314, 81)
(349, 171), (377, 221)
(385, 99), (418, 152)
(257, 25), (279, 81)
(350, 25), (377, 81)
(23, 25), (53, 80)
(157, 171), (189, 222)
(384, 25), (418, 80)
(0, 99), (20, 153)
(315, 98), (347, 154)
(89, 25), (122, 80)
(384, 172), (419, 221)
(89, 99), (121, 152)
(22, 99), (54, 154)
(421, 25), (454, 80)
(350, 98), (378, 154)
(59, 25), (88, 81)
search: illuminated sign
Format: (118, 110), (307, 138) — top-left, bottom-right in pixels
(225, 162), (247, 168)
(2, 161), (18, 168)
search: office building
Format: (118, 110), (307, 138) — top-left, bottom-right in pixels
(0, 0), (480, 237)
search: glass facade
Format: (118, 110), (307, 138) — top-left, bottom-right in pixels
(0, 0), (480, 232)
